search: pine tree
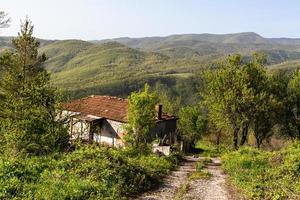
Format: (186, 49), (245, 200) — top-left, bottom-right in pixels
(0, 19), (68, 155)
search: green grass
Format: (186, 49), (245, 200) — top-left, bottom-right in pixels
(189, 170), (212, 181)
(189, 159), (212, 181)
(222, 143), (300, 200)
(174, 182), (190, 200)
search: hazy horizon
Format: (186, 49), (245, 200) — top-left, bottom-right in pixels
(2, 0), (300, 40)
(1, 31), (300, 42)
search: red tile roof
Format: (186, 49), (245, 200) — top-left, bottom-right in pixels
(63, 95), (177, 123)
(63, 95), (128, 122)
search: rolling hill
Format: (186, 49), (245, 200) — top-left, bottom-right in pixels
(1, 32), (300, 100)
(38, 40), (204, 99)
(95, 32), (300, 60)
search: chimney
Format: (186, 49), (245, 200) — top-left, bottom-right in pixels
(156, 104), (163, 120)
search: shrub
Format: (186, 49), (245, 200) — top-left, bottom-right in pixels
(0, 145), (180, 199)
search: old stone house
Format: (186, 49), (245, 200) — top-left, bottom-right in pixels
(61, 95), (178, 147)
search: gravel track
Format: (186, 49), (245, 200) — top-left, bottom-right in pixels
(135, 156), (238, 200)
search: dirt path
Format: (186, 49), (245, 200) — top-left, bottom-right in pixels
(182, 157), (230, 200)
(136, 156), (198, 200)
(136, 156), (235, 200)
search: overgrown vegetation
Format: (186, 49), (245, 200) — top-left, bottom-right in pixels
(0, 145), (181, 199)
(222, 143), (300, 199)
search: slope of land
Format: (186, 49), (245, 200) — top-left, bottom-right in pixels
(39, 41), (203, 98)
(268, 58), (300, 72)
(1, 32), (300, 99)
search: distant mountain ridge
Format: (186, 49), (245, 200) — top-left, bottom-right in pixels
(91, 32), (300, 62)
(94, 32), (300, 47)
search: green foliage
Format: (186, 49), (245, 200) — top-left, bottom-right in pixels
(178, 106), (207, 149)
(125, 84), (158, 146)
(268, 69), (300, 140)
(0, 19), (69, 155)
(286, 69), (300, 139)
(222, 143), (300, 199)
(196, 140), (232, 157)
(203, 54), (276, 148)
(203, 55), (248, 142)
(0, 145), (180, 199)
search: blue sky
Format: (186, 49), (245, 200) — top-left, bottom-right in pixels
(1, 0), (300, 40)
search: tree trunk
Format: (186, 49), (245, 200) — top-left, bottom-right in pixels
(256, 136), (261, 148)
(216, 130), (221, 146)
(240, 122), (249, 146)
(233, 127), (239, 149)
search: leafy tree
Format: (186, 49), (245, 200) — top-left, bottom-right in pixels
(240, 53), (275, 147)
(178, 106), (207, 151)
(287, 69), (300, 139)
(125, 84), (158, 146)
(0, 19), (69, 155)
(267, 71), (294, 139)
(203, 54), (274, 148)
(203, 54), (248, 149)
(268, 69), (300, 140)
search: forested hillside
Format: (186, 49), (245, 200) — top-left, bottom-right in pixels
(1, 32), (300, 102)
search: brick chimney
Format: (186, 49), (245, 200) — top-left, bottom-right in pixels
(156, 104), (162, 120)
